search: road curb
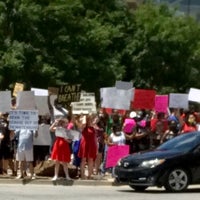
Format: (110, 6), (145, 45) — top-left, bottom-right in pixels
(0, 176), (116, 186)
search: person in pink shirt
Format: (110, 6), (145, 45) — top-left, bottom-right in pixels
(122, 111), (137, 153)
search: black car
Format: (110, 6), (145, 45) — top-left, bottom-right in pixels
(114, 131), (200, 192)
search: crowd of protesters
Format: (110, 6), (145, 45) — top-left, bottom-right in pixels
(0, 103), (200, 180)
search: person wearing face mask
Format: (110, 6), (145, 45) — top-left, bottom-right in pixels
(181, 112), (197, 134)
(108, 125), (126, 146)
(106, 124), (134, 177)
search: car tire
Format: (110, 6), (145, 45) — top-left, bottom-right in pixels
(164, 168), (189, 192)
(129, 185), (148, 191)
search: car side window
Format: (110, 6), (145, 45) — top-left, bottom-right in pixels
(158, 133), (198, 152)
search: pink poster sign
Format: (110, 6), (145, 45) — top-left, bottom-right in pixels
(106, 145), (129, 168)
(155, 95), (168, 113)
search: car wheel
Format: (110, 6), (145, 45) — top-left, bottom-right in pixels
(164, 168), (189, 192)
(129, 185), (148, 191)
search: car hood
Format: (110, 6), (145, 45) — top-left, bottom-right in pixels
(123, 149), (185, 162)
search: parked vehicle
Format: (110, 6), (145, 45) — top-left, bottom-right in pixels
(114, 131), (200, 192)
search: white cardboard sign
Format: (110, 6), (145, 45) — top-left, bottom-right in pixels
(0, 91), (11, 113)
(9, 110), (39, 130)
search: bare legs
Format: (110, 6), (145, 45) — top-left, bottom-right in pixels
(94, 153), (102, 175)
(1, 159), (15, 175)
(80, 158), (86, 179)
(2, 159), (8, 174)
(28, 162), (34, 178)
(62, 162), (71, 180)
(87, 158), (94, 179)
(52, 160), (71, 180)
(52, 160), (59, 180)
(80, 157), (94, 179)
(16, 161), (34, 179)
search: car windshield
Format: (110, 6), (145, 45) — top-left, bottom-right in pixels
(157, 132), (200, 152)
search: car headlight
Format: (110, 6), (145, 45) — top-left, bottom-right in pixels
(139, 158), (165, 168)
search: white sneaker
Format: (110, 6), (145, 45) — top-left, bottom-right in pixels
(30, 175), (36, 180)
(16, 175), (23, 179)
(51, 176), (58, 181)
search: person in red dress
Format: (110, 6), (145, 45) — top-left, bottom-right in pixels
(50, 117), (72, 181)
(78, 114), (97, 179)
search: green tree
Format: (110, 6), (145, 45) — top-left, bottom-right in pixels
(123, 2), (200, 93)
(0, 0), (133, 95)
(0, 0), (50, 89)
(40, 0), (132, 93)
(1, 0), (200, 98)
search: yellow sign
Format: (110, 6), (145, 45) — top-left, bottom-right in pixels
(13, 82), (24, 97)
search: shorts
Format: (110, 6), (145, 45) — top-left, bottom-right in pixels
(0, 145), (14, 159)
(16, 148), (33, 162)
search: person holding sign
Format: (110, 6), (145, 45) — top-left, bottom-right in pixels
(78, 114), (97, 180)
(50, 117), (72, 181)
(15, 129), (38, 179)
(106, 124), (129, 177)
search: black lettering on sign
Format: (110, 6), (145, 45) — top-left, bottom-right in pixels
(57, 84), (81, 109)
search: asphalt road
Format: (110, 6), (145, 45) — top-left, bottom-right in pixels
(1, 184), (200, 200)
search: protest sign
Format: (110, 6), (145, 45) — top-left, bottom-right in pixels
(0, 91), (11, 113)
(115, 81), (133, 90)
(71, 101), (96, 114)
(106, 145), (129, 168)
(188, 88), (200, 103)
(34, 96), (50, 115)
(169, 93), (188, 109)
(16, 91), (36, 110)
(48, 87), (59, 95)
(80, 92), (95, 102)
(57, 84), (81, 108)
(55, 128), (73, 140)
(72, 92), (96, 114)
(155, 95), (168, 113)
(9, 110), (39, 130)
(33, 124), (51, 146)
(100, 87), (133, 110)
(132, 89), (156, 109)
(31, 88), (48, 96)
(70, 130), (81, 141)
(13, 82), (24, 97)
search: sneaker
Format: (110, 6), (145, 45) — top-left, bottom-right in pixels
(16, 175), (24, 179)
(30, 174), (36, 180)
(51, 176), (58, 181)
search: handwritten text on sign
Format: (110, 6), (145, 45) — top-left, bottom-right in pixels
(9, 110), (39, 130)
(57, 84), (81, 107)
